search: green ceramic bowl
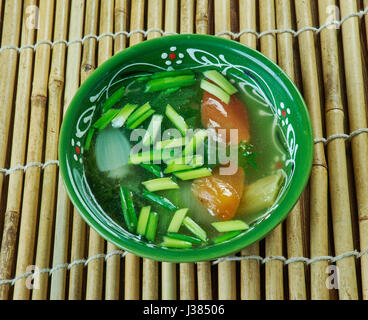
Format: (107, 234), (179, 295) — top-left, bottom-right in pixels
(59, 34), (313, 263)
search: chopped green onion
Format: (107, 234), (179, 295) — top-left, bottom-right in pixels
(183, 217), (207, 242)
(142, 178), (179, 192)
(119, 186), (138, 232)
(211, 220), (249, 233)
(203, 70), (238, 95)
(156, 137), (186, 150)
(166, 233), (202, 246)
(150, 69), (194, 80)
(127, 109), (155, 129)
(145, 211), (159, 242)
(174, 168), (212, 181)
(93, 109), (120, 131)
(212, 231), (242, 244)
(139, 163), (163, 178)
(167, 208), (188, 233)
(102, 86), (125, 112)
(166, 104), (188, 135)
(136, 206), (151, 236)
(161, 236), (192, 249)
(111, 104), (138, 128)
(129, 150), (180, 165)
(164, 155), (204, 174)
(183, 129), (208, 156)
(84, 128), (95, 151)
(126, 102), (151, 127)
(146, 75), (196, 93)
(142, 115), (164, 146)
(165, 87), (180, 95)
(200, 79), (230, 104)
(142, 189), (178, 211)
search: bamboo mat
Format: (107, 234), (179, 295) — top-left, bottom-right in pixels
(0, 0), (368, 301)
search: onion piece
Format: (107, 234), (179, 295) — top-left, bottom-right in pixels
(95, 127), (131, 180)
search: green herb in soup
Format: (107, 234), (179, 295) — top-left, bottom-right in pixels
(83, 69), (286, 248)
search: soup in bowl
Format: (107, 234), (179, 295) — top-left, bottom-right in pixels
(59, 35), (313, 262)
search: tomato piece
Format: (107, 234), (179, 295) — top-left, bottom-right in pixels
(192, 167), (245, 221)
(201, 91), (250, 143)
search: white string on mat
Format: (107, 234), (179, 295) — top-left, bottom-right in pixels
(0, 7), (367, 54)
(0, 160), (59, 176)
(0, 249), (367, 286)
(0, 250), (127, 286)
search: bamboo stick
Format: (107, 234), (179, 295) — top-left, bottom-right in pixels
(257, 0), (285, 301)
(161, 262), (176, 300)
(239, 0), (257, 48)
(49, 0), (88, 301)
(0, 0), (3, 39)
(196, 0), (209, 35)
(32, 0), (70, 300)
(365, 0), (368, 50)
(160, 1), (179, 301)
(180, 263), (195, 300)
(142, 259), (158, 300)
(237, 0), (261, 301)
(129, 0), (145, 46)
(340, 0), (368, 300)
(0, 0), (22, 229)
(12, 0), (55, 300)
(274, 0), (307, 300)
(180, 0), (195, 34)
(165, 0), (178, 35)
(147, 0), (163, 40)
(123, 0), (146, 300)
(63, 1), (87, 301)
(81, 0), (99, 82)
(114, 0), (128, 54)
(311, 0), (346, 300)
(0, 0), (36, 301)
(85, 0), (115, 301)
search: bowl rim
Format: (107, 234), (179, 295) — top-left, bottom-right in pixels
(59, 34), (314, 263)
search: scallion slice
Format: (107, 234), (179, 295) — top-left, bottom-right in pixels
(212, 231), (242, 244)
(127, 109), (155, 130)
(111, 104), (138, 128)
(84, 128), (95, 151)
(136, 206), (151, 236)
(142, 114), (164, 146)
(167, 208), (188, 233)
(145, 211), (159, 242)
(161, 236), (192, 249)
(200, 79), (230, 104)
(166, 233), (202, 246)
(93, 109), (120, 131)
(142, 189), (178, 212)
(119, 186), (138, 232)
(142, 178), (179, 192)
(146, 75), (196, 93)
(183, 217), (207, 242)
(126, 102), (151, 127)
(174, 168), (212, 181)
(211, 220), (249, 233)
(203, 70), (238, 95)
(102, 86), (125, 112)
(156, 137), (186, 150)
(183, 129), (208, 156)
(166, 104), (188, 135)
